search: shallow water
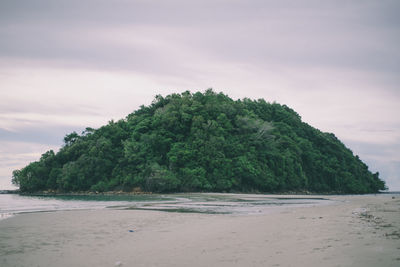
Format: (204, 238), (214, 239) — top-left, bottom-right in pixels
(0, 193), (333, 220)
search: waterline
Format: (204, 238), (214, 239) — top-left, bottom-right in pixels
(0, 193), (333, 220)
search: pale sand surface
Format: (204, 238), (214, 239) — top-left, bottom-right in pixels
(1, 194), (399, 267)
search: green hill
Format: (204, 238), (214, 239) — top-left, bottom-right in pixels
(12, 90), (386, 194)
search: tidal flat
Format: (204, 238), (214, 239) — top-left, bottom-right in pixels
(1, 194), (399, 267)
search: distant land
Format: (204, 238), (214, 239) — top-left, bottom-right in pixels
(12, 90), (385, 194)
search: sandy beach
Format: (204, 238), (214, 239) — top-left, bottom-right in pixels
(1, 194), (399, 267)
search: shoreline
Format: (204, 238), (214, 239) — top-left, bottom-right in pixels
(1, 194), (399, 266)
(16, 190), (394, 196)
(0, 192), (335, 221)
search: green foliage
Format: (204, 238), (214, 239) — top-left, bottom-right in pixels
(13, 90), (386, 194)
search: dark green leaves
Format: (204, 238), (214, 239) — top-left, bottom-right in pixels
(13, 90), (386, 194)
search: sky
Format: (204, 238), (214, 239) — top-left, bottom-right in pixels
(0, 0), (399, 190)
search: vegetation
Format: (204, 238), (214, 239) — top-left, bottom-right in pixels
(12, 90), (386, 194)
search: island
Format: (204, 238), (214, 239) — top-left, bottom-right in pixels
(12, 90), (385, 194)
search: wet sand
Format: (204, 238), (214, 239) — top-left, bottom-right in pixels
(1, 194), (399, 267)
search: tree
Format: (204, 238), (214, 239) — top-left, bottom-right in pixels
(12, 90), (386, 194)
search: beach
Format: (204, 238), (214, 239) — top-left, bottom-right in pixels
(1, 194), (399, 267)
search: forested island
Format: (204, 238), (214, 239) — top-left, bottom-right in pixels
(12, 90), (385, 194)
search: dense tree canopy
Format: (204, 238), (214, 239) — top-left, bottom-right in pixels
(12, 90), (386, 194)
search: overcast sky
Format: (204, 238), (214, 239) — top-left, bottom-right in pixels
(1, 0), (399, 190)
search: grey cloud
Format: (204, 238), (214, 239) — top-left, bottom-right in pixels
(343, 139), (400, 190)
(0, 101), (103, 117)
(2, 1), (399, 27)
(364, 160), (400, 191)
(0, 125), (85, 146)
(0, 0), (277, 26)
(0, 25), (194, 76)
(344, 140), (400, 161)
(1, 0), (399, 76)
